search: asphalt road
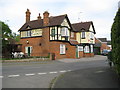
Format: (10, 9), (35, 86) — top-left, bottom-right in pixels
(53, 67), (119, 88)
(2, 55), (109, 88)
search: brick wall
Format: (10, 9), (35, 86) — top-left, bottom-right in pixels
(20, 37), (43, 56)
(49, 41), (76, 59)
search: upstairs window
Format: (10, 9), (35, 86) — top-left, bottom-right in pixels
(71, 32), (74, 38)
(27, 31), (31, 37)
(51, 27), (55, 37)
(61, 27), (69, 36)
(50, 27), (58, 40)
(81, 32), (85, 39)
(90, 32), (94, 40)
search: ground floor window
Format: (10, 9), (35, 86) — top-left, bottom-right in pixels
(60, 44), (65, 54)
(25, 46), (32, 56)
(84, 46), (89, 53)
(90, 45), (93, 53)
(78, 46), (83, 51)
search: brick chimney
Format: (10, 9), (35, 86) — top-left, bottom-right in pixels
(37, 13), (41, 20)
(26, 9), (31, 23)
(43, 11), (49, 26)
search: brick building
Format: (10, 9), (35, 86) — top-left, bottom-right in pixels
(72, 22), (96, 57)
(19, 9), (96, 59)
(94, 38), (111, 54)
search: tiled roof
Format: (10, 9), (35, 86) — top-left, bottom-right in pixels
(19, 14), (67, 31)
(72, 21), (96, 34)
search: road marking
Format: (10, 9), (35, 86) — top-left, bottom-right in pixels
(38, 73), (47, 75)
(49, 71), (58, 74)
(67, 70), (72, 72)
(59, 70), (67, 73)
(95, 70), (105, 73)
(8, 75), (20, 78)
(0, 76), (3, 78)
(25, 73), (35, 76)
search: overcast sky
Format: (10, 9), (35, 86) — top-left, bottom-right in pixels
(0, 0), (119, 40)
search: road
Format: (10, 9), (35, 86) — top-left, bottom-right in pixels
(2, 55), (108, 88)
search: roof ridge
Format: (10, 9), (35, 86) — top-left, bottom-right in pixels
(50, 14), (67, 18)
(72, 21), (92, 25)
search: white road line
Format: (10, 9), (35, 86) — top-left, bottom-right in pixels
(67, 70), (72, 72)
(59, 70), (67, 73)
(0, 76), (3, 78)
(25, 73), (35, 76)
(95, 70), (105, 73)
(8, 75), (20, 78)
(38, 73), (47, 75)
(49, 71), (58, 74)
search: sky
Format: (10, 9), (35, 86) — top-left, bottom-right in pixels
(0, 0), (119, 40)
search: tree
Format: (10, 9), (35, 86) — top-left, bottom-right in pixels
(1, 21), (12, 48)
(111, 8), (120, 75)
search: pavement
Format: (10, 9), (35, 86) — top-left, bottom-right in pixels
(52, 66), (120, 88)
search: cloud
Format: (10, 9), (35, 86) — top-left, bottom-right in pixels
(0, 0), (119, 40)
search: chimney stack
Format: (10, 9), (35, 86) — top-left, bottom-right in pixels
(37, 13), (41, 20)
(43, 11), (49, 26)
(26, 9), (31, 23)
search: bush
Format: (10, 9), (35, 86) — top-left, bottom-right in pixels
(111, 8), (120, 76)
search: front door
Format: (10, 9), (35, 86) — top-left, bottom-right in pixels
(28, 47), (31, 56)
(25, 46), (32, 56)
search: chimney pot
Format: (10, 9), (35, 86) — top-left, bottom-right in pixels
(37, 13), (41, 20)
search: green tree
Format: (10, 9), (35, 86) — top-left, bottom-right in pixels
(111, 8), (120, 75)
(12, 32), (20, 42)
(1, 21), (12, 47)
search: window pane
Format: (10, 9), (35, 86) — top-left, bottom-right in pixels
(60, 44), (65, 54)
(81, 32), (85, 39)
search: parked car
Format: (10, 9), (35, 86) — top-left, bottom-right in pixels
(101, 49), (111, 56)
(12, 52), (25, 58)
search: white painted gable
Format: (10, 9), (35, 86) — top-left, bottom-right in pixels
(89, 25), (94, 32)
(61, 18), (70, 28)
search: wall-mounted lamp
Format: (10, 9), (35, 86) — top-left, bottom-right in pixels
(26, 40), (29, 44)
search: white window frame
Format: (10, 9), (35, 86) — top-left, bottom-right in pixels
(61, 27), (69, 36)
(25, 46), (32, 54)
(27, 31), (31, 37)
(84, 46), (89, 53)
(71, 32), (74, 38)
(81, 32), (85, 39)
(78, 46), (83, 51)
(90, 32), (94, 40)
(90, 45), (93, 53)
(60, 44), (66, 54)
